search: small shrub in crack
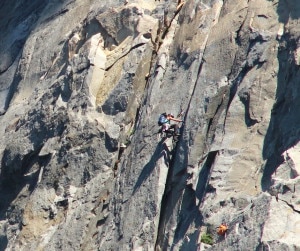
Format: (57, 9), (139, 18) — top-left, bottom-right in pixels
(201, 233), (214, 245)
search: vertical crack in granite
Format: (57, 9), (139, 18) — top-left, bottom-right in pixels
(195, 151), (219, 207)
(155, 2), (226, 249)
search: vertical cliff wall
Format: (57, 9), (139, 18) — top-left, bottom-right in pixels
(0, 0), (300, 250)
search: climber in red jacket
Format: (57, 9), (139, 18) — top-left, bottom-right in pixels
(217, 223), (228, 237)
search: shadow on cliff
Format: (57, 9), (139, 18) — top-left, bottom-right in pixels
(268, 0), (300, 23)
(154, 141), (216, 250)
(262, 0), (300, 191)
(0, 0), (48, 73)
(0, 149), (51, 221)
(171, 151), (218, 250)
(132, 139), (172, 194)
(1, 0), (72, 113)
(1, 0), (46, 113)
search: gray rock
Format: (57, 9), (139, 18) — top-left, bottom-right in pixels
(0, 0), (300, 250)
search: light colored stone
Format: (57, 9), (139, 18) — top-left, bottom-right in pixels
(1, 0), (300, 251)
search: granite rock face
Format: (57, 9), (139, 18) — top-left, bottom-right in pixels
(0, 0), (300, 250)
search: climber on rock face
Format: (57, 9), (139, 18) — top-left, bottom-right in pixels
(217, 223), (228, 237)
(158, 112), (182, 136)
